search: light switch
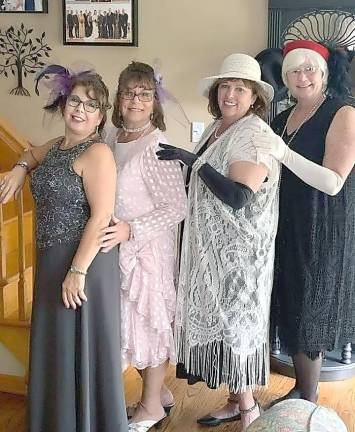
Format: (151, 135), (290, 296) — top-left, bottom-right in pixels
(191, 121), (205, 143)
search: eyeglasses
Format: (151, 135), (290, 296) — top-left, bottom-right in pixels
(287, 66), (319, 77)
(120, 89), (154, 102)
(67, 95), (100, 113)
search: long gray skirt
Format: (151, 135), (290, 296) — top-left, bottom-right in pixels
(28, 242), (127, 432)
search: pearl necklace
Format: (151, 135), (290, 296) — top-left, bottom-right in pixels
(122, 121), (151, 133)
(281, 94), (326, 147)
(117, 124), (151, 143)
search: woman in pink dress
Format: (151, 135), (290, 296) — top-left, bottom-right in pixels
(102, 61), (186, 431)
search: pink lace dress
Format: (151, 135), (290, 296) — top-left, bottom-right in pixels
(106, 127), (187, 370)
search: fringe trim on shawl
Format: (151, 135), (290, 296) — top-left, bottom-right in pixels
(176, 326), (269, 393)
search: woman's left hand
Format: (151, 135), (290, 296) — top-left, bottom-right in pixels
(100, 215), (130, 252)
(156, 143), (198, 167)
(62, 272), (87, 310)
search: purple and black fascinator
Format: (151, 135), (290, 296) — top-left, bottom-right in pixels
(35, 64), (93, 112)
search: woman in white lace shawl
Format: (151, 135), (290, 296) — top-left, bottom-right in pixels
(157, 53), (280, 431)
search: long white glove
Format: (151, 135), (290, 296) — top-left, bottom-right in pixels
(254, 133), (344, 196)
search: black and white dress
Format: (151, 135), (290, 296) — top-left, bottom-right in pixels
(175, 115), (280, 392)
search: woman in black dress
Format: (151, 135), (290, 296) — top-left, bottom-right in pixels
(0, 67), (127, 432)
(256, 40), (355, 403)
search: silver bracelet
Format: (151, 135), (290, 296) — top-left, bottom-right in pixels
(69, 265), (87, 276)
(191, 157), (205, 173)
(14, 161), (30, 173)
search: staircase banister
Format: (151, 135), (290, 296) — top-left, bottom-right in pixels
(0, 117), (29, 156)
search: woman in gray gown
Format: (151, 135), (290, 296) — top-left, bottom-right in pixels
(0, 67), (127, 432)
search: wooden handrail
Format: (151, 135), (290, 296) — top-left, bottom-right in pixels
(0, 172), (33, 321)
(0, 200), (5, 319)
(0, 173), (8, 285)
(0, 117), (28, 156)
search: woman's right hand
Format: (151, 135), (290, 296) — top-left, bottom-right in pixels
(100, 215), (131, 252)
(0, 166), (27, 204)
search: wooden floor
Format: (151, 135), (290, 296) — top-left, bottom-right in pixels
(1, 366), (354, 431)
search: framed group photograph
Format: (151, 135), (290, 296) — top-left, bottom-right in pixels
(0, 0), (48, 12)
(63, 0), (138, 46)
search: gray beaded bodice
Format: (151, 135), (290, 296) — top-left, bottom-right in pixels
(31, 139), (95, 249)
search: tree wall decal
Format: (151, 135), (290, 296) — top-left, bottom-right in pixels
(0, 23), (52, 96)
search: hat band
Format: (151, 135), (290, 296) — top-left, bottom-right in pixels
(283, 40), (329, 61)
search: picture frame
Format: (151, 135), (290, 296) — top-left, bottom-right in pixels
(63, 0), (138, 46)
(0, 0), (48, 13)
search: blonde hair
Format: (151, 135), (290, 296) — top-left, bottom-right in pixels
(282, 48), (328, 88)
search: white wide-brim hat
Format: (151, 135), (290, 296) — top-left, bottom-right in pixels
(199, 53), (275, 103)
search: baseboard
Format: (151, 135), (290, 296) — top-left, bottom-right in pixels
(0, 373), (27, 395)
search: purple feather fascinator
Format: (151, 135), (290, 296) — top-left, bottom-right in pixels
(35, 63), (94, 110)
(153, 59), (190, 127)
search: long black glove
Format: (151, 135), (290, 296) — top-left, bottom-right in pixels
(156, 143), (254, 210)
(156, 143), (198, 167)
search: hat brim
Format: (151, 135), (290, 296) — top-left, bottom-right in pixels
(199, 72), (275, 103)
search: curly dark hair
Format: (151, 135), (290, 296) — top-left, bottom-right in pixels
(207, 78), (269, 121)
(44, 71), (111, 133)
(112, 61), (166, 131)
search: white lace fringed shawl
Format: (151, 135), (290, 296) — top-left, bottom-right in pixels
(175, 115), (280, 393)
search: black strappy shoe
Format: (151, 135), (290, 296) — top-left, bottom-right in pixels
(197, 398), (241, 427)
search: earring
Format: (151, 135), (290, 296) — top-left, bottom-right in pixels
(150, 112), (154, 121)
(250, 104), (254, 109)
(118, 111), (123, 126)
(95, 124), (99, 135)
(287, 90), (292, 105)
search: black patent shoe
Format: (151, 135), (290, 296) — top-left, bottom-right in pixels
(197, 412), (241, 427)
(197, 399), (241, 427)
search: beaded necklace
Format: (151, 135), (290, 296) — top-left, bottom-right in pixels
(281, 94), (326, 147)
(117, 124), (152, 143)
(122, 120), (151, 133)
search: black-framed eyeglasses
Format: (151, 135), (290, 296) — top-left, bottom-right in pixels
(120, 89), (154, 102)
(67, 95), (100, 113)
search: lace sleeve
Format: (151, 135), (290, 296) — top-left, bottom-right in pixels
(130, 138), (187, 242)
